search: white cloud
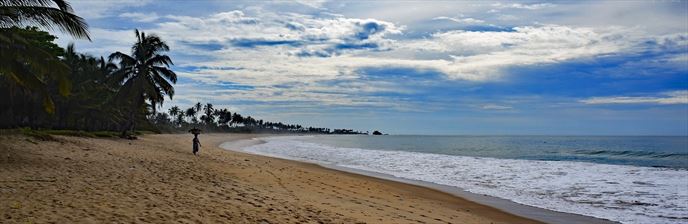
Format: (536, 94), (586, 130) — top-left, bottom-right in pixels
(119, 12), (160, 22)
(140, 13), (670, 107)
(65, 8), (684, 113)
(152, 11), (402, 57)
(432, 16), (484, 24)
(399, 25), (644, 80)
(545, 1), (687, 35)
(291, 0), (328, 9)
(71, 0), (152, 19)
(481, 104), (513, 110)
(491, 3), (555, 10)
(580, 91), (688, 105)
(497, 14), (519, 21)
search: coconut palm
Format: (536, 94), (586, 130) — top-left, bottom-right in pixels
(0, 0), (89, 113)
(0, 0), (89, 38)
(168, 105), (181, 126)
(109, 29), (177, 136)
(175, 110), (185, 126)
(194, 102), (202, 114)
(215, 108), (231, 127)
(185, 107), (196, 124)
(202, 103), (214, 125)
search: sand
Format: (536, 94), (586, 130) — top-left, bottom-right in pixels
(0, 133), (542, 223)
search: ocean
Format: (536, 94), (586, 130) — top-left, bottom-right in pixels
(237, 135), (688, 224)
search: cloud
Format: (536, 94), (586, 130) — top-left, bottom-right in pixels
(152, 11), (402, 57)
(480, 104), (513, 110)
(491, 3), (555, 10)
(70, 0), (152, 19)
(432, 16), (485, 24)
(580, 91), (688, 105)
(291, 0), (328, 9)
(497, 14), (519, 21)
(66, 6), (686, 117)
(119, 12), (160, 22)
(230, 39), (303, 48)
(399, 24), (646, 80)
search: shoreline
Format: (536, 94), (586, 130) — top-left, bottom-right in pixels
(0, 133), (604, 223)
(221, 136), (618, 224)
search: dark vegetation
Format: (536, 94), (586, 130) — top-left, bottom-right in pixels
(152, 102), (366, 135)
(0, 0), (367, 137)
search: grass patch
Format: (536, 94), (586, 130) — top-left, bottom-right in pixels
(135, 130), (156, 135)
(5, 128), (120, 140)
(91, 131), (120, 138)
(43, 130), (120, 138)
(20, 128), (57, 141)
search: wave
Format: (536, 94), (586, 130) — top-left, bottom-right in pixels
(573, 149), (688, 159)
(238, 136), (688, 224)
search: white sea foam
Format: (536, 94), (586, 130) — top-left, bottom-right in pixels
(236, 136), (688, 224)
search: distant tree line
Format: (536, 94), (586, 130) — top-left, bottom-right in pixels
(149, 102), (366, 135)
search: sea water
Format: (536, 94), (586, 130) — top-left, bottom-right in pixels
(239, 135), (688, 224)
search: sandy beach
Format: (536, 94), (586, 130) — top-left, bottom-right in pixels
(1, 133), (543, 223)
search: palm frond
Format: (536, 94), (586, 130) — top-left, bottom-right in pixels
(146, 54), (173, 67)
(108, 51), (136, 66)
(152, 71), (174, 98)
(152, 65), (177, 83)
(0, 5), (89, 39)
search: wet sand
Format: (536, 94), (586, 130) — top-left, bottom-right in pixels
(1, 133), (544, 223)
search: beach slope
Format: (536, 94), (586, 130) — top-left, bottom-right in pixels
(0, 133), (541, 223)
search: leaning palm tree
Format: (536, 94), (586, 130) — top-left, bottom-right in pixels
(109, 29), (177, 137)
(0, 0), (89, 113)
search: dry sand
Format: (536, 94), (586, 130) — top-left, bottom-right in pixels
(0, 133), (542, 223)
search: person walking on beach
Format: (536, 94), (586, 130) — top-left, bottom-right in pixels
(189, 128), (202, 155)
(192, 135), (201, 155)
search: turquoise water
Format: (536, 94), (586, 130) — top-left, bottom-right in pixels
(302, 135), (688, 169)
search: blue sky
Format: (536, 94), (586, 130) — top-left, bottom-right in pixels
(60, 0), (687, 135)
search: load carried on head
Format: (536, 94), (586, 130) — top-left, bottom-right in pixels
(188, 127), (202, 137)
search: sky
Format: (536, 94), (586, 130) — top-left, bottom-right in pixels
(57, 0), (687, 135)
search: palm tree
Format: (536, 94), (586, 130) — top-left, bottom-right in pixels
(202, 103), (214, 125)
(185, 107), (196, 124)
(194, 102), (202, 114)
(0, 0), (89, 38)
(57, 43), (119, 130)
(231, 112), (243, 127)
(215, 108), (231, 127)
(109, 29), (177, 136)
(176, 110), (185, 126)
(0, 0), (90, 113)
(168, 105), (181, 126)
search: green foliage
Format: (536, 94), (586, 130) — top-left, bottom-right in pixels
(0, 27), (71, 113)
(20, 128), (57, 141)
(108, 29), (177, 136)
(43, 130), (119, 138)
(7, 26), (64, 56)
(15, 128), (119, 139)
(149, 101), (367, 135)
(0, 0), (90, 113)
(0, 0), (90, 40)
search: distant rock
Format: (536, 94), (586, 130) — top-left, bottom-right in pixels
(372, 130), (383, 135)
